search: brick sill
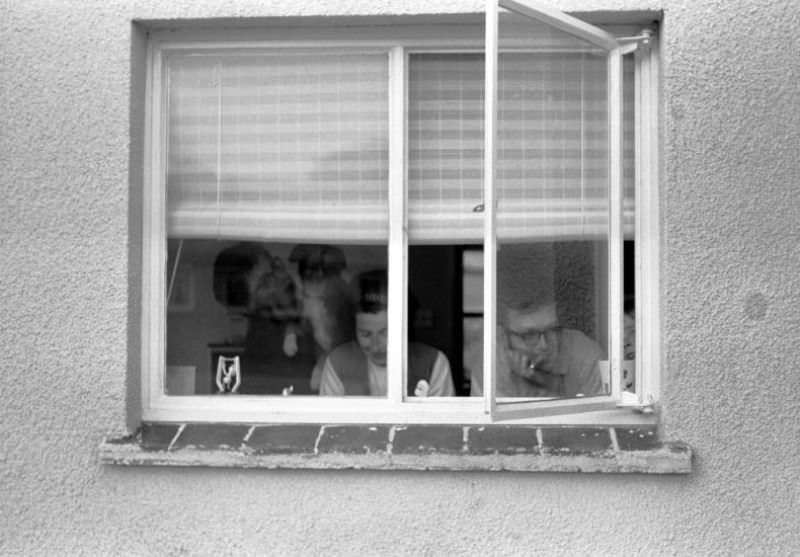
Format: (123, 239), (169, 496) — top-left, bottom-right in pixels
(100, 423), (691, 474)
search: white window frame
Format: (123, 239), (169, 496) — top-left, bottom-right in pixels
(487, 0), (623, 419)
(140, 5), (660, 425)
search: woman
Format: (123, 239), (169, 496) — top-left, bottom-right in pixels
(319, 270), (454, 397)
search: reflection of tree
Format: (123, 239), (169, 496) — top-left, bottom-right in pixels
(498, 241), (599, 342)
(212, 242), (300, 323)
(554, 241), (597, 339)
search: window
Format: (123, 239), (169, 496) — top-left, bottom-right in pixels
(142, 1), (659, 424)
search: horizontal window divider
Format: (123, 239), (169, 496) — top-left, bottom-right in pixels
(143, 396), (657, 426)
(156, 37), (630, 54)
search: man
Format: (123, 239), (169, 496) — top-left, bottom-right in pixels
(319, 270), (455, 397)
(471, 301), (604, 397)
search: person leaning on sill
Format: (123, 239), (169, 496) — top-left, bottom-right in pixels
(470, 301), (605, 398)
(319, 269), (455, 397)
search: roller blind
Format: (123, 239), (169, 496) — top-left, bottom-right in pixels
(165, 48), (632, 245)
(407, 51), (634, 243)
(165, 51), (390, 243)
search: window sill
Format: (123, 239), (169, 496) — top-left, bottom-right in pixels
(100, 423), (691, 474)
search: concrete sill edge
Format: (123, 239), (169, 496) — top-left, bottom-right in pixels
(100, 423), (691, 474)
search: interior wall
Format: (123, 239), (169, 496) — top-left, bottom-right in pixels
(1, 1), (799, 556)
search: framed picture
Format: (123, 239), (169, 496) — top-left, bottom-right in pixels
(168, 264), (195, 312)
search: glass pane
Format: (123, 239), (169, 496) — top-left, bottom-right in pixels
(407, 53), (484, 398)
(494, 8), (612, 400)
(408, 53), (485, 243)
(462, 248), (484, 396)
(166, 240), (387, 395)
(623, 51), (636, 394)
(163, 49), (391, 397)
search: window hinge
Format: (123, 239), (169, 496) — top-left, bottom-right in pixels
(618, 28), (654, 54)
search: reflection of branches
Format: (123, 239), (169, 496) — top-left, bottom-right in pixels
(288, 244), (355, 352)
(213, 242), (301, 324)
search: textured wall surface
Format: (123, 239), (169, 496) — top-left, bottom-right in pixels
(2, 1), (799, 556)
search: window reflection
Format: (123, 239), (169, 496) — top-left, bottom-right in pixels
(166, 240), (386, 395)
(165, 240), (635, 398)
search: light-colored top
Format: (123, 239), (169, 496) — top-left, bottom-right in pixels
(320, 351), (455, 396)
(470, 327), (604, 397)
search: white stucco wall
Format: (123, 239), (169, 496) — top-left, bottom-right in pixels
(2, 1), (799, 555)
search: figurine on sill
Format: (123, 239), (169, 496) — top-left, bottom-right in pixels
(215, 356), (241, 394)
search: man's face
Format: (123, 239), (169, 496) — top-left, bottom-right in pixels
(504, 307), (560, 370)
(355, 311), (388, 366)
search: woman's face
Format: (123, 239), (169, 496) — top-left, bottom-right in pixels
(355, 311), (388, 366)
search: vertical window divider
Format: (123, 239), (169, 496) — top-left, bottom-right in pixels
(387, 46), (407, 405)
(638, 37), (660, 406)
(634, 44), (645, 402)
(483, 0), (499, 416)
(147, 42), (167, 406)
(607, 46), (624, 400)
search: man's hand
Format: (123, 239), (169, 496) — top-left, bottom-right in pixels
(507, 350), (548, 387)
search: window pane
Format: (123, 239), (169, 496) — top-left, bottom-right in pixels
(494, 11), (615, 400)
(163, 50), (392, 397)
(166, 240), (387, 395)
(623, 51), (636, 394)
(408, 53), (485, 243)
(407, 55), (481, 397)
(462, 248), (484, 396)
(407, 43), (634, 399)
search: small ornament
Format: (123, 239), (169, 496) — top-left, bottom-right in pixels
(216, 356), (241, 394)
(414, 379), (430, 397)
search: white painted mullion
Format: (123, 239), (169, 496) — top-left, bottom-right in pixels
(607, 47), (624, 401)
(634, 45), (645, 404)
(640, 38), (661, 405)
(143, 42), (167, 411)
(483, 0), (499, 416)
(386, 46), (407, 405)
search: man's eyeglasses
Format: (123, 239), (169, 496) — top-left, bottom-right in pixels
(506, 326), (560, 345)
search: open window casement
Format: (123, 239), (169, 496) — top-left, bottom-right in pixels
(483, 0), (628, 420)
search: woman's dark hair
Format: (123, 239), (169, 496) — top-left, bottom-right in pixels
(356, 269), (388, 314)
(354, 270), (421, 332)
